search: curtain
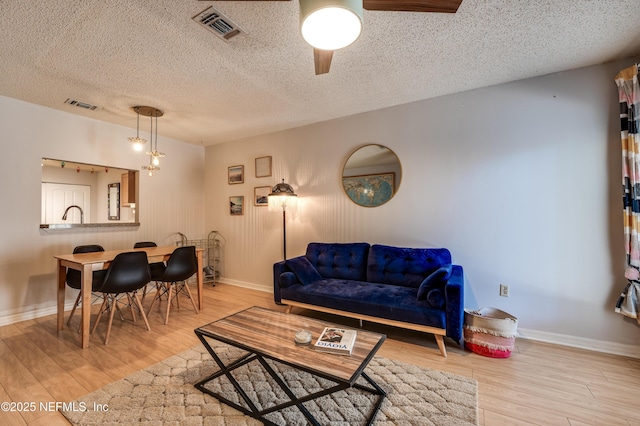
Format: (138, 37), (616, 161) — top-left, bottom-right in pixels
(615, 64), (640, 323)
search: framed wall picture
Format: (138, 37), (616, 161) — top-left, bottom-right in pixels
(254, 186), (271, 206)
(228, 165), (244, 184)
(255, 156), (272, 178)
(229, 196), (244, 215)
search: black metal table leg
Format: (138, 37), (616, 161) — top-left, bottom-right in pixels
(194, 332), (386, 425)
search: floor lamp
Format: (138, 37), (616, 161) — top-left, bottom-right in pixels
(268, 179), (298, 260)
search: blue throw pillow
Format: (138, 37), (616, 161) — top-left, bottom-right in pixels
(286, 256), (322, 285)
(278, 272), (297, 288)
(426, 288), (446, 308)
(417, 264), (452, 301)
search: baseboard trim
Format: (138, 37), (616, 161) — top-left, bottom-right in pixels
(0, 290), (154, 328)
(518, 327), (640, 359)
(0, 302), (76, 327)
(3, 284), (638, 359)
(216, 278), (271, 293)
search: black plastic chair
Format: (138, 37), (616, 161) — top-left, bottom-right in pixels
(147, 246), (199, 324)
(91, 251), (152, 344)
(133, 241), (167, 301)
(66, 245), (107, 327)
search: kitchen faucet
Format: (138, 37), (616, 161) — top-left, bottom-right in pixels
(62, 205), (84, 224)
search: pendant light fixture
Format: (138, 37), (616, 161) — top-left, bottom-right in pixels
(146, 110), (165, 167)
(128, 107), (147, 151)
(132, 106), (164, 176)
(142, 152), (159, 176)
(300, 0), (363, 51)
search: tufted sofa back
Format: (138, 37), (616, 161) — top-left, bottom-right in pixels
(367, 244), (452, 288)
(305, 242), (370, 281)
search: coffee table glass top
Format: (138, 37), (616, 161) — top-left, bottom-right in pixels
(195, 306), (386, 383)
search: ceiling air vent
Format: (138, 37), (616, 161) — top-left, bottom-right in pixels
(64, 98), (98, 110)
(193, 6), (245, 41)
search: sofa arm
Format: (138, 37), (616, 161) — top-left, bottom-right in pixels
(273, 260), (287, 304)
(273, 258), (303, 303)
(444, 265), (464, 345)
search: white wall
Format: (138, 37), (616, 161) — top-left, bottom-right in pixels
(205, 57), (640, 357)
(3, 57), (638, 356)
(0, 96), (205, 323)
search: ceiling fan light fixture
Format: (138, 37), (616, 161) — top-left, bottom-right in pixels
(300, 0), (363, 51)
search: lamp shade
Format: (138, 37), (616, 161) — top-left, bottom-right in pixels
(300, 0), (363, 51)
(268, 180), (298, 211)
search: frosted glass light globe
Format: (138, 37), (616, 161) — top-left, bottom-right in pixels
(300, 0), (363, 51)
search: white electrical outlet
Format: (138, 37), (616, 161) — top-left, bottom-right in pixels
(499, 284), (509, 297)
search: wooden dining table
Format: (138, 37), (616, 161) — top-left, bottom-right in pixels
(54, 245), (204, 348)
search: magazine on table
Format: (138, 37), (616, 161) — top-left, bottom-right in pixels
(314, 327), (357, 355)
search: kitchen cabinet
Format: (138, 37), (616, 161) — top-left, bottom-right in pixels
(121, 171), (136, 207)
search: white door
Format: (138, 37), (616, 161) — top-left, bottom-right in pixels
(42, 183), (91, 224)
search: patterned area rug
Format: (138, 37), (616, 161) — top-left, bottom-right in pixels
(61, 343), (478, 425)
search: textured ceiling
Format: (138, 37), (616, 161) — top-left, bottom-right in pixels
(1, 0), (639, 146)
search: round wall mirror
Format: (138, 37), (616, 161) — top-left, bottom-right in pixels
(342, 144), (402, 207)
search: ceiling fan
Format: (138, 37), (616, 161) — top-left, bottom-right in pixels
(200, 0), (464, 75)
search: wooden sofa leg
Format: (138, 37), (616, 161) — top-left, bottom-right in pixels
(435, 335), (447, 357)
(285, 305), (293, 314)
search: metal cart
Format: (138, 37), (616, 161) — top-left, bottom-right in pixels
(177, 231), (225, 285)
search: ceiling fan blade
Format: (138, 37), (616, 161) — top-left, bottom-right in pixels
(314, 49), (333, 75)
(363, 0), (463, 13)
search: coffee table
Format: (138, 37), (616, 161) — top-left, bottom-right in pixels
(194, 306), (387, 425)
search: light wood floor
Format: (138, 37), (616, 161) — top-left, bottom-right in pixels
(0, 283), (638, 426)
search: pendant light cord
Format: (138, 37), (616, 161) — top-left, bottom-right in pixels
(155, 112), (158, 153)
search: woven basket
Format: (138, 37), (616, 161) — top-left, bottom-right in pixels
(464, 307), (518, 358)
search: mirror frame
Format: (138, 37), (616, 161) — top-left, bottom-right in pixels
(108, 183), (120, 220)
(341, 144), (402, 207)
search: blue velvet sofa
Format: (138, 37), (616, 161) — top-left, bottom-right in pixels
(273, 242), (464, 357)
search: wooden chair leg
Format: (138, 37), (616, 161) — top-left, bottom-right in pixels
(91, 297), (109, 334)
(175, 283), (181, 309)
(133, 293), (151, 332)
(147, 286), (162, 314)
(104, 295), (117, 345)
(67, 292), (82, 326)
(114, 300), (126, 321)
(164, 285), (173, 325)
(141, 283), (149, 303)
(126, 293), (137, 323)
(181, 282), (199, 314)
(141, 281), (160, 304)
